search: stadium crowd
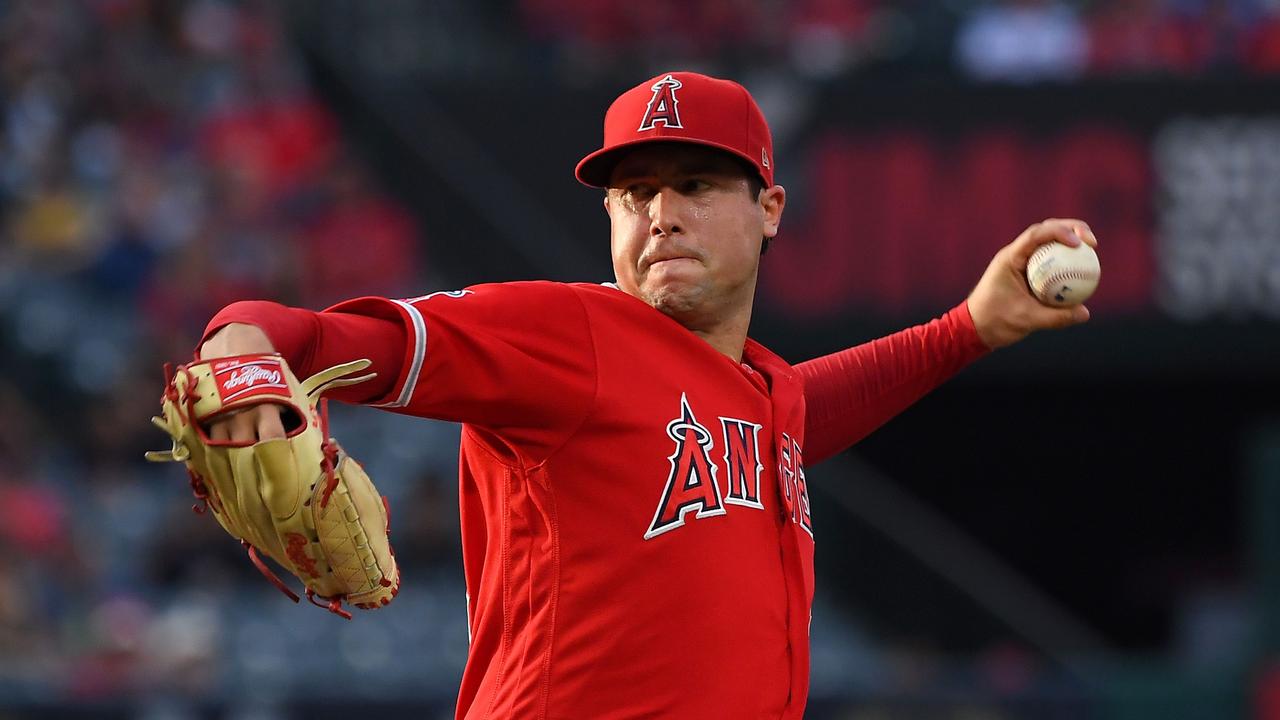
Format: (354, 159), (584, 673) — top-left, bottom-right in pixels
(0, 0), (455, 706)
(516, 0), (1280, 80)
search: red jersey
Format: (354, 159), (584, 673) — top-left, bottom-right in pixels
(207, 280), (988, 719)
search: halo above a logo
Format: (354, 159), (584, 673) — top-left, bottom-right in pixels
(639, 74), (684, 131)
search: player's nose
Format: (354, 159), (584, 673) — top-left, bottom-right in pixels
(648, 187), (684, 237)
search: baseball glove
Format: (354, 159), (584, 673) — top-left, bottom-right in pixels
(145, 353), (400, 618)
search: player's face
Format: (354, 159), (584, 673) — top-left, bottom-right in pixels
(604, 144), (785, 329)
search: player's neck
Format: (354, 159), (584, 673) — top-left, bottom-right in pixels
(621, 282), (754, 362)
(691, 325), (749, 363)
(678, 299), (754, 363)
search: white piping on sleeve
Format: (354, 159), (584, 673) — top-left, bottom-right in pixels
(371, 299), (426, 408)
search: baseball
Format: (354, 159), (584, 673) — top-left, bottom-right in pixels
(1025, 242), (1101, 307)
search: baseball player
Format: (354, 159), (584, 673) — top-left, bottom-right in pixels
(193, 72), (1095, 718)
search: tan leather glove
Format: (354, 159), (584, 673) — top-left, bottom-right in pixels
(147, 353), (399, 618)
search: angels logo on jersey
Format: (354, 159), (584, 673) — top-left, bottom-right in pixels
(778, 433), (813, 537)
(645, 393), (724, 539)
(645, 394), (771, 539)
(721, 417), (764, 509)
(638, 74), (683, 131)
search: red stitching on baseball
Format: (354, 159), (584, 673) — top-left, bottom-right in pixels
(1042, 270), (1098, 286)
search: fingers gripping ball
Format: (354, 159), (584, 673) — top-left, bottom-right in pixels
(146, 354), (400, 618)
(1026, 242), (1101, 307)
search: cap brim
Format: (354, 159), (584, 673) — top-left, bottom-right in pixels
(575, 136), (766, 189)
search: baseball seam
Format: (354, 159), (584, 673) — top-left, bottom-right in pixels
(1037, 269), (1097, 287)
(1035, 269), (1098, 301)
(1040, 269), (1097, 282)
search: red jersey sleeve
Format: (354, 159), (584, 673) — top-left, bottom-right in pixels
(202, 300), (405, 405)
(324, 281), (597, 458)
(796, 301), (990, 465)
(203, 282), (597, 460)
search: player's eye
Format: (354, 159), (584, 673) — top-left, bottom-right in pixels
(626, 184), (656, 202)
(680, 178), (711, 193)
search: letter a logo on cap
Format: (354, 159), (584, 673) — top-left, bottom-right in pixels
(638, 74), (683, 131)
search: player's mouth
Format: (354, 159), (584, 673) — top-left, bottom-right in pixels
(649, 256), (695, 267)
(642, 252), (700, 271)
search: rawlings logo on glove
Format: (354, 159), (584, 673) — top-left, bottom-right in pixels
(216, 358), (288, 399)
(146, 353), (400, 618)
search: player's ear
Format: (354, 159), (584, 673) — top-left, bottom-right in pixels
(602, 192), (612, 214)
(761, 185), (785, 238)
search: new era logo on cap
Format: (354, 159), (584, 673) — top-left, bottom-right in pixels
(576, 71), (775, 188)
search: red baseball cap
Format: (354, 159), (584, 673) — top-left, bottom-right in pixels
(575, 71), (775, 189)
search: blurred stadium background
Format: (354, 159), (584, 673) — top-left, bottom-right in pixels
(2, 0), (1280, 718)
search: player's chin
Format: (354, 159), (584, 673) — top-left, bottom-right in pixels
(645, 283), (707, 318)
